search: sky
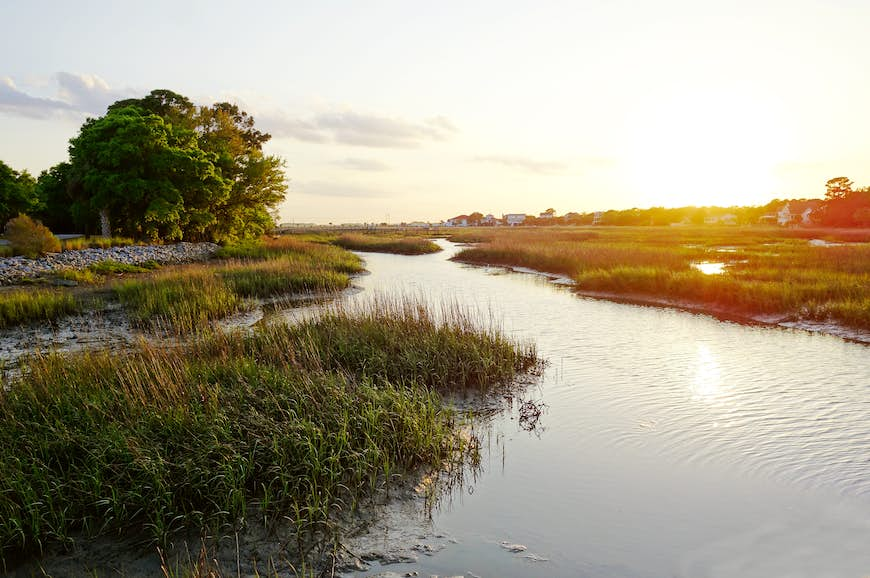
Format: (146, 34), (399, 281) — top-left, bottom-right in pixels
(2, 0), (869, 224)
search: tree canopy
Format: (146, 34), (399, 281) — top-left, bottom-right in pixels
(33, 89), (287, 242)
(0, 161), (38, 226)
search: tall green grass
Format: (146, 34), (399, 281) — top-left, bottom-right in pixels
(115, 270), (242, 331)
(0, 290), (79, 328)
(0, 299), (539, 565)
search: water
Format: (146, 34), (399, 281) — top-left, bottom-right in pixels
(341, 240), (870, 578)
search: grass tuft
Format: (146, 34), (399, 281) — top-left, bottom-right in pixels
(0, 290), (79, 328)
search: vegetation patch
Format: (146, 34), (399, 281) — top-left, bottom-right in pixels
(333, 233), (442, 255)
(114, 269), (242, 331)
(114, 237), (363, 331)
(0, 299), (539, 566)
(88, 259), (159, 275)
(0, 289), (79, 328)
(3, 215), (60, 258)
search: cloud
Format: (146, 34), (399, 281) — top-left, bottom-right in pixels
(55, 72), (136, 115)
(474, 154), (568, 174)
(0, 77), (74, 119)
(263, 110), (457, 148)
(0, 73), (137, 119)
(291, 180), (392, 199)
(332, 157), (390, 172)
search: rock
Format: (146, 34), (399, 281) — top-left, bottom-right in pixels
(499, 541), (527, 553)
(0, 242), (220, 286)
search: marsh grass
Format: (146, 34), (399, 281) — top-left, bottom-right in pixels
(333, 233), (442, 255)
(115, 237), (363, 331)
(453, 226), (870, 330)
(115, 269), (242, 331)
(0, 290), (79, 328)
(0, 298), (538, 565)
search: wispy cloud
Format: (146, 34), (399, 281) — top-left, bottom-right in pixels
(292, 180), (392, 199)
(332, 157), (390, 172)
(263, 110), (457, 148)
(0, 77), (74, 119)
(0, 73), (137, 119)
(474, 154), (567, 174)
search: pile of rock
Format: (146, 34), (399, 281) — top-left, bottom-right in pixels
(0, 242), (220, 286)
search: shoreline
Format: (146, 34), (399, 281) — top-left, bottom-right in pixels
(456, 259), (870, 345)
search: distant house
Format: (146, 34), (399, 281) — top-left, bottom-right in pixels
(482, 214), (498, 226)
(591, 211), (603, 225)
(446, 215), (469, 227)
(407, 221), (430, 228)
(776, 201), (821, 226)
(503, 213), (526, 226)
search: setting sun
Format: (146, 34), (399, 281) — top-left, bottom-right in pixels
(624, 87), (790, 208)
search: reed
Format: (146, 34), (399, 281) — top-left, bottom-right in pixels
(0, 298), (539, 565)
(0, 289), (79, 328)
(114, 269), (242, 331)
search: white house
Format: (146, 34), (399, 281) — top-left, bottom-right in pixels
(503, 213), (526, 226)
(776, 201), (820, 226)
(446, 215), (469, 227)
(482, 214), (498, 225)
(591, 211), (603, 225)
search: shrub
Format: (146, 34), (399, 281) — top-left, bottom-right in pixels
(4, 215), (60, 258)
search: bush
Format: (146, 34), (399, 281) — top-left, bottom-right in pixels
(4, 215), (60, 258)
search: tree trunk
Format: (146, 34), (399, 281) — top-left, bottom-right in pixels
(100, 208), (111, 238)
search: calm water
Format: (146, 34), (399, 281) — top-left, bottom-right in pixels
(340, 240), (870, 578)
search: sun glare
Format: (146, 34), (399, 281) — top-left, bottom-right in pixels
(623, 88), (790, 208)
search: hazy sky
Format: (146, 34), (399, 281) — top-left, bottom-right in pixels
(2, 0), (869, 223)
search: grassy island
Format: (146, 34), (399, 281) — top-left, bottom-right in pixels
(452, 226), (870, 332)
(332, 233), (442, 255)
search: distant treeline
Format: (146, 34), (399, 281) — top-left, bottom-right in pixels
(457, 177), (870, 228)
(0, 90), (286, 242)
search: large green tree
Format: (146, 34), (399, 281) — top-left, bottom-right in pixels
(195, 101), (286, 241)
(0, 161), (39, 226)
(67, 105), (231, 240)
(42, 89), (287, 242)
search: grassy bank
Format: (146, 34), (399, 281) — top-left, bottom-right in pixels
(0, 237), (363, 333)
(0, 299), (538, 567)
(452, 226), (870, 331)
(113, 237), (363, 331)
(332, 233), (442, 255)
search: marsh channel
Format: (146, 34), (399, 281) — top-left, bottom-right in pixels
(6, 238), (870, 578)
(333, 239), (870, 578)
